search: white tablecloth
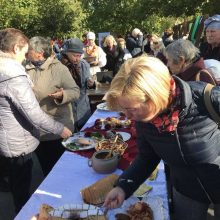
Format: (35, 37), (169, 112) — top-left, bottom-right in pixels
(15, 110), (170, 220)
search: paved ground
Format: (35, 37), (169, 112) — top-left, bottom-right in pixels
(0, 153), (215, 220)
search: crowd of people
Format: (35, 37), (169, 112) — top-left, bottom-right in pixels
(0, 13), (220, 220)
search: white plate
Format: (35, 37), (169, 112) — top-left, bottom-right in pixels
(96, 102), (109, 111)
(62, 132), (96, 151)
(116, 131), (131, 141)
(107, 196), (164, 220)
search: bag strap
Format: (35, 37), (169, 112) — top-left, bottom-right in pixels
(196, 69), (217, 86)
(204, 83), (220, 125)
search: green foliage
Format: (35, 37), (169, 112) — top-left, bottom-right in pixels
(0, 0), (219, 39)
(0, 0), (86, 38)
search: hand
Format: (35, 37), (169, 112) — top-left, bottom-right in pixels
(48, 88), (64, 100)
(60, 126), (72, 139)
(90, 60), (99, 66)
(103, 187), (125, 210)
(138, 31), (143, 36)
(87, 78), (95, 87)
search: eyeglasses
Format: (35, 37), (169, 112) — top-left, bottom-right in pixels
(153, 42), (159, 45)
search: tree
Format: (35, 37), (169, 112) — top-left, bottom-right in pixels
(0, 0), (87, 38)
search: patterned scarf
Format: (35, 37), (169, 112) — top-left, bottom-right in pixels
(61, 54), (82, 88)
(85, 45), (97, 57)
(151, 78), (181, 132)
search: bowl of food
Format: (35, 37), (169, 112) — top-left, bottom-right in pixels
(95, 138), (128, 156)
(88, 149), (120, 174)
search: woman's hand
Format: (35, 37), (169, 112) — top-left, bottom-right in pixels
(103, 187), (126, 209)
(87, 78), (95, 88)
(48, 88), (64, 100)
(60, 126), (72, 139)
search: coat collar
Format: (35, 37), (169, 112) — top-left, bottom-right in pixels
(173, 75), (192, 118)
(25, 56), (59, 71)
(178, 57), (205, 81)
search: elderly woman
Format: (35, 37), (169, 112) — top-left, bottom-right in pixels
(200, 14), (220, 61)
(103, 35), (125, 76)
(26, 36), (80, 177)
(126, 28), (143, 57)
(166, 39), (217, 84)
(103, 56), (220, 220)
(61, 38), (95, 130)
(84, 32), (106, 80)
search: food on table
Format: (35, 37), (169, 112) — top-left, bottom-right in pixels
(95, 138), (128, 155)
(115, 213), (131, 220)
(127, 201), (153, 220)
(115, 201), (153, 220)
(65, 138), (94, 151)
(34, 203), (105, 220)
(81, 174), (118, 205)
(75, 138), (92, 146)
(94, 117), (131, 130)
(84, 131), (104, 140)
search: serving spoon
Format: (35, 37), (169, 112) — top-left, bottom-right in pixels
(104, 134), (119, 159)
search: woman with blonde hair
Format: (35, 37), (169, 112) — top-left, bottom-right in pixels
(102, 35), (125, 76)
(149, 34), (167, 64)
(103, 56), (220, 220)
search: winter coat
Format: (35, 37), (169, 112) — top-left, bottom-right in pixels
(0, 52), (64, 157)
(200, 42), (220, 61)
(103, 46), (125, 75)
(71, 59), (92, 129)
(126, 35), (143, 57)
(116, 76), (220, 203)
(178, 57), (217, 85)
(26, 57), (80, 141)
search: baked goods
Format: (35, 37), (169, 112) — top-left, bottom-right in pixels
(95, 139), (128, 155)
(81, 174), (118, 205)
(127, 201), (153, 220)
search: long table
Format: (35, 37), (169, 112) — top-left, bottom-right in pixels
(15, 110), (170, 220)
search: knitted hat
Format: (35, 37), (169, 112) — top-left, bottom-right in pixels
(204, 14), (220, 30)
(87, 32), (96, 40)
(62, 38), (84, 54)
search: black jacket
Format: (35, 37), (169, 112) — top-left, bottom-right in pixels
(116, 77), (220, 203)
(126, 35), (143, 58)
(103, 46), (125, 75)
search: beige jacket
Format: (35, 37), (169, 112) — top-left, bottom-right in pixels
(26, 57), (80, 141)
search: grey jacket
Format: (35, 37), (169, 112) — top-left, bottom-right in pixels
(0, 52), (64, 157)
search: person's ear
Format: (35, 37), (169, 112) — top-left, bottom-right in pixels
(13, 44), (20, 55)
(178, 56), (187, 69)
(179, 56), (185, 65)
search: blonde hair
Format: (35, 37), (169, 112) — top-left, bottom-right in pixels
(106, 56), (172, 114)
(103, 35), (117, 47)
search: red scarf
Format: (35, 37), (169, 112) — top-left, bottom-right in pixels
(151, 78), (181, 132)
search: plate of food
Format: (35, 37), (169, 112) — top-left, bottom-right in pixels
(107, 196), (164, 220)
(62, 132), (97, 151)
(96, 102), (109, 111)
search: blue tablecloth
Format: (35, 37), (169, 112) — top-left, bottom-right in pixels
(15, 110), (170, 220)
